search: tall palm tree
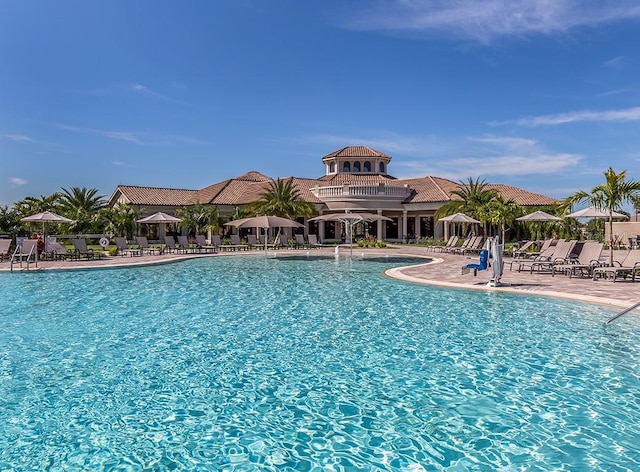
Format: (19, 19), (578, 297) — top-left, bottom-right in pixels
(245, 178), (316, 219)
(59, 187), (106, 233)
(479, 195), (523, 244)
(435, 177), (498, 235)
(563, 167), (640, 264)
(99, 204), (141, 239)
(14, 193), (62, 216)
(176, 203), (223, 236)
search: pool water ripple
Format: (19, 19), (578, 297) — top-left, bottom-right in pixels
(1, 255), (639, 470)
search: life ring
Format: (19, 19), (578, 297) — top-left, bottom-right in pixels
(99, 237), (110, 248)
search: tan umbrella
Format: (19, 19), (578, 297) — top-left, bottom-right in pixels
(21, 210), (73, 252)
(515, 210), (561, 222)
(137, 212), (182, 223)
(225, 215), (303, 253)
(566, 206), (627, 219)
(438, 212), (480, 223)
(308, 211), (391, 256)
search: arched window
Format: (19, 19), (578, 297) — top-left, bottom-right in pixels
(364, 161), (371, 172)
(343, 161), (351, 172)
(353, 161), (361, 172)
(379, 162), (385, 173)
(329, 163), (335, 173)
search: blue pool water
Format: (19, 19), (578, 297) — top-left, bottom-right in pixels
(1, 254), (639, 471)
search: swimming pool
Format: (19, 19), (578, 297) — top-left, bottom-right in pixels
(1, 255), (639, 470)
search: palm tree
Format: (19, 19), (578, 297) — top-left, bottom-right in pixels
(563, 167), (640, 264)
(100, 204), (141, 239)
(14, 193), (62, 217)
(479, 195), (523, 244)
(435, 177), (498, 235)
(59, 187), (106, 233)
(176, 203), (223, 236)
(245, 178), (316, 219)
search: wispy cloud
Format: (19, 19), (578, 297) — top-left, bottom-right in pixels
(299, 132), (580, 180)
(497, 106), (640, 126)
(342, 0), (640, 43)
(128, 83), (191, 106)
(9, 177), (27, 186)
(0, 133), (34, 143)
(394, 135), (580, 180)
(53, 123), (144, 143)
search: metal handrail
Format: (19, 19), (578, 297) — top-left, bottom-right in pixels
(605, 300), (640, 325)
(9, 242), (38, 272)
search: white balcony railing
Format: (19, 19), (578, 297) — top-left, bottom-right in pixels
(312, 184), (412, 199)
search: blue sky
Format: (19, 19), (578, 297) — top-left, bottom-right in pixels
(2, 0), (640, 206)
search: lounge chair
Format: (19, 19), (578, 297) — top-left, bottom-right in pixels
(136, 236), (162, 255)
(47, 241), (74, 261)
(526, 240), (577, 274)
(163, 235), (183, 254)
(450, 236), (474, 254)
(115, 237), (141, 257)
(246, 234), (260, 249)
(210, 235), (222, 251)
(178, 235), (197, 253)
(457, 236), (484, 255)
(295, 234), (310, 249)
(11, 239), (39, 269)
(551, 241), (604, 278)
(509, 240), (559, 272)
(73, 238), (98, 260)
(592, 250), (640, 282)
(512, 240), (535, 259)
(229, 234), (248, 251)
(431, 235), (459, 253)
(277, 234), (292, 249)
(462, 249), (489, 276)
(195, 235), (217, 253)
(308, 234), (323, 248)
(0, 239), (11, 262)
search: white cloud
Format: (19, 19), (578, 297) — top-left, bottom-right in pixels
(389, 134), (581, 179)
(343, 0), (640, 43)
(0, 133), (33, 142)
(127, 83), (191, 106)
(53, 123), (144, 144)
(503, 106), (640, 126)
(10, 177), (27, 186)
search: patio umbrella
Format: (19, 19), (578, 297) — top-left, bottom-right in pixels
(21, 210), (73, 252)
(137, 212), (182, 223)
(438, 212), (480, 240)
(566, 206), (627, 219)
(516, 210), (562, 242)
(515, 210), (562, 222)
(438, 212), (480, 223)
(308, 211), (392, 257)
(489, 236), (504, 287)
(225, 215), (303, 253)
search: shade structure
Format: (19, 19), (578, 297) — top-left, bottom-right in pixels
(137, 212), (182, 223)
(515, 210), (561, 222)
(225, 215), (303, 253)
(566, 206), (628, 219)
(21, 210), (73, 253)
(308, 211), (392, 256)
(438, 212), (480, 224)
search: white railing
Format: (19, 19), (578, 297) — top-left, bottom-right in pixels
(312, 184), (411, 198)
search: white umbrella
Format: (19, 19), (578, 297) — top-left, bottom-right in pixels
(21, 210), (73, 252)
(225, 215), (303, 253)
(489, 236), (503, 287)
(137, 212), (182, 223)
(308, 211), (392, 257)
(515, 210), (562, 222)
(566, 206), (628, 219)
(438, 212), (480, 223)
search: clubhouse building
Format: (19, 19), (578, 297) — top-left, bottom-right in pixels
(107, 146), (556, 242)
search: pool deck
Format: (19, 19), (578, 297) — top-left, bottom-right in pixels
(2, 245), (640, 312)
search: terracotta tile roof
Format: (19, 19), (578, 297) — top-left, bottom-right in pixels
(397, 176), (456, 203)
(485, 184), (559, 206)
(110, 185), (197, 206)
(188, 179), (232, 204)
(234, 170), (272, 182)
(322, 146), (391, 159)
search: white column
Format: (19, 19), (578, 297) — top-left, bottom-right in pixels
(402, 210), (408, 242)
(377, 209), (384, 241)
